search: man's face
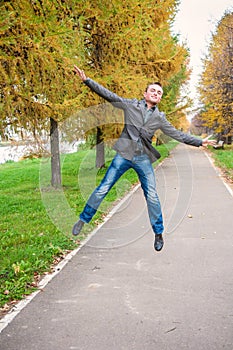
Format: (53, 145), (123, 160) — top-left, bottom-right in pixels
(144, 84), (163, 106)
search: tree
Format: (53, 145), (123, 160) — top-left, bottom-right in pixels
(198, 11), (233, 143)
(0, 0), (86, 186)
(73, 0), (190, 167)
(190, 113), (211, 136)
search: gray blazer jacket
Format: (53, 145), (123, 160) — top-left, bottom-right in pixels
(84, 78), (202, 163)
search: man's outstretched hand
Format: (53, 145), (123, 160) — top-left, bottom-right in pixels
(202, 138), (217, 147)
(73, 65), (87, 81)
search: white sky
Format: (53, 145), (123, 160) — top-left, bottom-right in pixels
(172, 0), (233, 102)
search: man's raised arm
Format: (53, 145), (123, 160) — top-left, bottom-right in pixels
(73, 65), (131, 106)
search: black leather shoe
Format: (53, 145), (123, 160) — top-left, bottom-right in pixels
(154, 234), (164, 251)
(72, 220), (84, 236)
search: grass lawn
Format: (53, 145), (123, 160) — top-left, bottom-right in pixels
(0, 141), (177, 311)
(209, 144), (233, 182)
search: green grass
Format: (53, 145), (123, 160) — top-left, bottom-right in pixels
(0, 141), (177, 309)
(209, 144), (233, 182)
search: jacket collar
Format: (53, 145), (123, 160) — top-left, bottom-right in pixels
(139, 99), (158, 124)
(141, 99), (157, 111)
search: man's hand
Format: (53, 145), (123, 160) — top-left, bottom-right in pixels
(202, 138), (217, 147)
(73, 65), (87, 81)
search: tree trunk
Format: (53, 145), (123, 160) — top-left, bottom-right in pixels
(50, 117), (61, 187)
(96, 126), (105, 168)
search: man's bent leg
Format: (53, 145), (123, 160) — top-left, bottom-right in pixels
(73, 154), (131, 235)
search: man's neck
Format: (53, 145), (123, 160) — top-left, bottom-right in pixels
(145, 100), (157, 109)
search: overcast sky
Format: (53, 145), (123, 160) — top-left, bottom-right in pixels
(172, 0), (233, 101)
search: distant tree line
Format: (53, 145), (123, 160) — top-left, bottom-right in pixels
(197, 10), (233, 144)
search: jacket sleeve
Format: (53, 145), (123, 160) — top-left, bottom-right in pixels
(159, 113), (203, 147)
(84, 78), (134, 107)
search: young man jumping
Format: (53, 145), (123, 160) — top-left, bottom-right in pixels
(72, 65), (215, 251)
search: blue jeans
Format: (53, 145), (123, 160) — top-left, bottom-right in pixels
(80, 153), (164, 235)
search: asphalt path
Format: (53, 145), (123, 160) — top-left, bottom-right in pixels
(0, 144), (233, 350)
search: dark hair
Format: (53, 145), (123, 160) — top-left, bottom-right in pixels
(145, 82), (163, 92)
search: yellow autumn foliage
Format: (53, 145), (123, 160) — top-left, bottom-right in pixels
(199, 11), (233, 138)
